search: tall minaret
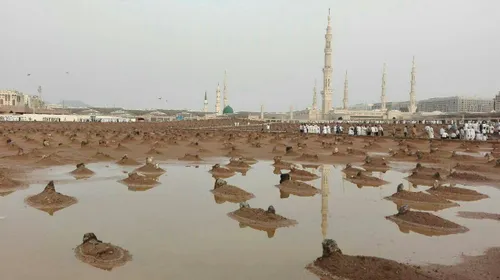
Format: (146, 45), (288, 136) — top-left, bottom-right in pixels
(320, 165), (330, 240)
(222, 70), (228, 109)
(381, 63), (387, 111)
(409, 56), (417, 113)
(343, 70), (348, 110)
(321, 9), (333, 119)
(289, 105), (294, 120)
(215, 83), (221, 115)
(203, 91), (208, 112)
(260, 104), (264, 119)
(312, 79), (318, 110)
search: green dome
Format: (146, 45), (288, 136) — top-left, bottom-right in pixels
(222, 105), (234, 114)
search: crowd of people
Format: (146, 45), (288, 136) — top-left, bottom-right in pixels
(297, 121), (499, 141)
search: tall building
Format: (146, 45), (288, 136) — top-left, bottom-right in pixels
(312, 80), (317, 111)
(408, 56), (417, 113)
(321, 9), (333, 119)
(203, 91), (208, 112)
(343, 70), (348, 110)
(215, 83), (221, 115)
(222, 70), (228, 109)
(494, 91), (500, 111)
(381, 63), (387, 111)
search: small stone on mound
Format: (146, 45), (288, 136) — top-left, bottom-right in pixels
(74, 233), (132, 271)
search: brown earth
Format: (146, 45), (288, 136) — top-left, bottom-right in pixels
(385, 190), (459, 211)
(457, 211), (500, 221)
(346, 171), (388, 187)
(228, 206), (297, 229)
(25, 181), (77, 215)
(386, 210), (469, 236)
(278, 179), (320, 197)
(427, 185), (489, 201)
(74, 233), (132, 271)
(211, 179), (254, 203)
(119, 172), (160, 187)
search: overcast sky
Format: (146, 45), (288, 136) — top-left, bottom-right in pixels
(1, 0), (498, 111)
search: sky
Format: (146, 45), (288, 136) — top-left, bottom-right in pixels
(0, 0), (499, 111)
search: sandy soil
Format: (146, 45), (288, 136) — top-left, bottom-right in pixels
(385, 190), (459, 211)
(386, 210), (469, 236)
(24, 180), (77, 215)
(74, 233), (132, 271)
(227, 205), (297, 230)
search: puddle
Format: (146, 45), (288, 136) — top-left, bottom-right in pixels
(0, 161), (500, 279)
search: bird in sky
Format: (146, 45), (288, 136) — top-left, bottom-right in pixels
(27, 73), (31, 76)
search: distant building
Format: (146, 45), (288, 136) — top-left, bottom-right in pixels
(371, 101), (411, 112)
(418, 96), (493, 113)
(0, 89), (47, 113)
(494, 91), (500, 112)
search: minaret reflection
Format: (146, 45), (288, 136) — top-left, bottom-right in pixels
(320, 165), (331, 240)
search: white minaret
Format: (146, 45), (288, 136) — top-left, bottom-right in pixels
(381, 63), (387, 111)
(289, 105), (293, 120)
(312, 79), (318, 110)
(203, 90), (208, 112)
(343, 70), (348, 110)
(409, 56), (417, 113)
(320, 165), (330, 240)
(222, 70), (228, 109)
(321, 9), (333, 119)
(260, 104), (264, 119)
(215, 83), (221, 115)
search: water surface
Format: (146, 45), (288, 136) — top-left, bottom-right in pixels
(1, 160), (500, 280)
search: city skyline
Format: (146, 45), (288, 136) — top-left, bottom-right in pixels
(0, 0), (498, 111)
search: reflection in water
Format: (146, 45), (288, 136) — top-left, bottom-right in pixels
(321, 165), (330, 240)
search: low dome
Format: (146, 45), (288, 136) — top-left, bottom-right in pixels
(223, 105), (234, 114)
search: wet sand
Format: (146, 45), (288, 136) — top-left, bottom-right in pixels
(1, 122), (500, 279)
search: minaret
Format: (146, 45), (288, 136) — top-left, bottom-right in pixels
(312, 79), (317, 111)
(381, 63), (387, 111)
(222, 70), (228, 109)
(321, 9), (333, 119)
(320, 165), (330, 240)
(203, 91), (208, 112)
(215, 83), (221, 115)
(260, 104), (264, 119)
(289, 105), (293, 120)
(343, 70), (348, 110)
(409, 56), (417, 113)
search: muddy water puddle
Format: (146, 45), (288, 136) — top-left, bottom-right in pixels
(1, 161), (500, 279)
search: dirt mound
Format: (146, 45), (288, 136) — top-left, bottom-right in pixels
(70, 163), (95, 178)
(272, 156), (294, 169)
(0, 172), (25, 192)
(342, 164), (365, 176)
(145, 148), (163, 155)
(36, 154), (63, 166)
(346, 147), (366, 156)
(412, 163), (448, 175)
(453, 163), (488, 173)
(296, 153), (319, 162)
(240, 157), (258, 165)
(92, 152), (114, 161)
(288, 168), (319, 181)
(428, 185), (489, 201)
(210, 179), (255, 203)
(25, 181), (77, 215)
(406, 171), (444, 186)
(178, 153), (203, 161)
(457, 211), (500, 221)
(225, 148), (244, 157)
(226, 158), (251, 169)
(116, 155), (140, 166)
(209, 164), (235, 178)
(119, 172), (160, 187)
(307, 239), (434, 280)
(74, 233), (132, 271)
(115, 143), (130, 151)
(449, 172), (490, 182)
(134, 162), (166, 176)
(386, 207), (469, 236)
(346, 171), (388, 187)
(278, 179), (319, 197)
(385, 185), (459, 211)
(363, 156), (390, 172)
(228, 204), (297, 229)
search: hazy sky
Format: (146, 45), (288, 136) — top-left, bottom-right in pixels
(1, 0), (499, 111)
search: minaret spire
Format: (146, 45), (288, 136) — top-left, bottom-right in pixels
(215, 83), (221, 115)
(312, 79), (317, 110)
(223, 70), (228, 109)
(321, 8), (333, 119)
(343, 70), (348, 110)
(381, 63), (387, 111)
(203, 90), (208, 112)
(409, 56), (417, 113)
